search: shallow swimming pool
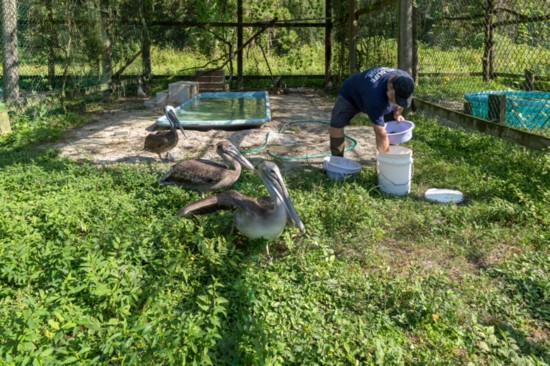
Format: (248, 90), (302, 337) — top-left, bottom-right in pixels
(156, 91), (271, 130)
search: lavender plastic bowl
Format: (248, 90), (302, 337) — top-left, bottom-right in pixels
(384, 120), (415, 145)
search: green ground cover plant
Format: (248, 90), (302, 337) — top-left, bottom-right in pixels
(0, 102), (548, 365)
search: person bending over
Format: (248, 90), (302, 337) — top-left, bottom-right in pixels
(329, 66), (414, 156)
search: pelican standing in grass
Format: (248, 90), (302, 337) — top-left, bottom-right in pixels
(177, 160), (306, 257)
(144, 105), (187, 161)
(159, 140), (254, 198)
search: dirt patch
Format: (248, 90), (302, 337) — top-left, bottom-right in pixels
(50, 89), (378, 172)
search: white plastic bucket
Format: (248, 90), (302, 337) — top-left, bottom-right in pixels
(376, 146), (413, 195)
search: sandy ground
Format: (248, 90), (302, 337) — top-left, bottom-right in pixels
(50, 88), (378, 172)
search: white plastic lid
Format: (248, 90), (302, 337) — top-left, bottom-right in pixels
(424, 188), (464, 203)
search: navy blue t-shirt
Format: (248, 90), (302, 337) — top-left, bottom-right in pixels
(339, 67), (413, 126)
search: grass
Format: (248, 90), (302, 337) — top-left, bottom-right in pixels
(0, 98), (549, 365)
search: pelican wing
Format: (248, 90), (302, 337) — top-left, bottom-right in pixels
(144, 131), (171, 149)
(177, 190), (271, 217)
(160, 160), (229, 186)
(195, 159), (228, 170)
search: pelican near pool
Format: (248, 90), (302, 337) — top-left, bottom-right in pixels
(155, 91), (271, 130)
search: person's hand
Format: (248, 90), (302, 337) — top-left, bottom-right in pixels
(393, 106), (405, 122)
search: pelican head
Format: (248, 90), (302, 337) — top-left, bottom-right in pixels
(165, 105), (187, 138)
(256, 161), (306, 235)
(217, 140), (255, 170)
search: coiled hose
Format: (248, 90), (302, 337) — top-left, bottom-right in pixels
(242, 120), (359, 160)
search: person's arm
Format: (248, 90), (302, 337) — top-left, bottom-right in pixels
(393, 106), (405, 121)
(372, 124), (389, 153)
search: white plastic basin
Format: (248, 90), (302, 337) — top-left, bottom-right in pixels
(323, 156), (362, 181)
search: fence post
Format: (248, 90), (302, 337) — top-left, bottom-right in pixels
(488, 94), (506, 124)
(2, 0), (19, 104)
(464, 101), (472, 115)
(398, 0), (414, 76)
(524, 69), (535, 91)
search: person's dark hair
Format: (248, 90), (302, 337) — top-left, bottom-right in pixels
(392, 76), (414, 108)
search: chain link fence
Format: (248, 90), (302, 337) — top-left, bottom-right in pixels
(413, 0), (550, 134)
(359, 0), (549, 135)
(2, 0), (144, 102)
(2, 0), (329, 103)
(2, 0), (549, 136)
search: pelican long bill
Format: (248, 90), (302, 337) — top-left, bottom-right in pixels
(165, 105), (187, 139)
(257, 161), (306, 235)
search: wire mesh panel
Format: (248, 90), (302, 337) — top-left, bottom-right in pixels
(356, 4), (398, 71)
(330, 1), (399, 85)
(2, 0), (329, 101)
(3, 0), (548, 137)
(2, 0), (143, 99)
(413, 0), (550, 134)
(146, 1), (329, 90)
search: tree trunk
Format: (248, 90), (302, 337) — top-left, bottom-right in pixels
(412, 1), (419, 83)
(348, 0), (357, 75)
(237, 0), (243, 89)
(100, 0), (113, 85)
(140, 0), (152, 90)
(47, 0), (56, 89)
(398, 0), (413, 76)
(2, 0), (19, 103)
(483, 0), (495, 82)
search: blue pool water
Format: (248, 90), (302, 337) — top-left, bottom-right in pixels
(156, 91), (271, 129)
(464, 91), (550, 129)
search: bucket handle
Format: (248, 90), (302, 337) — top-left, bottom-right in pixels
(377, 165), (414, 187)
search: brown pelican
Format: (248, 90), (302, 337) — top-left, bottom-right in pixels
(159, 140), (254, 197)
(177, 161), (306, 257)
(144, 105), (187, 161)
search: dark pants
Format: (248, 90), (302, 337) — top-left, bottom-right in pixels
(330, 96), (359, 129)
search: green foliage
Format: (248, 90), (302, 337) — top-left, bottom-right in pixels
(148, 44), (326, 77)
(416, 75), (510, 102)
(0, 105), (549, 364)
(485, 253), (550, 323)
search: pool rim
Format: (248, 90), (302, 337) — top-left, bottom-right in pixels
(155, 91), (271, 130)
